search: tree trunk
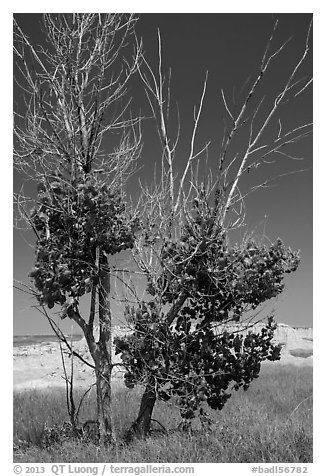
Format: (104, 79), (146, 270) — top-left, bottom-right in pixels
(126, 380), (156, 440)
(94, 349), (113, 445)
(96, 253), (113, 445)
(126, 294), (189, 441)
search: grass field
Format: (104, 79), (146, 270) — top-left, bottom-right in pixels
(13, 364), (312, 463)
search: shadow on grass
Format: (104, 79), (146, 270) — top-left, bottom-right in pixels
(289, 349), (313, 358)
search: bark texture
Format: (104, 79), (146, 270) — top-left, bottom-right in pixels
(126, 381), (156, 440)
(96, 254), (113, 445)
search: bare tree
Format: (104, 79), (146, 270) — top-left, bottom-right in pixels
(14, 13), (142, 444)
(115, 18), (312, 437)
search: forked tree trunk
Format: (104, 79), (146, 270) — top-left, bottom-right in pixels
(126, 380), (156, 440)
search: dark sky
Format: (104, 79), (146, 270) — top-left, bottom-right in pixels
(13, 13), (312, 335)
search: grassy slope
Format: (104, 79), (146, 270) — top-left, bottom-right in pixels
(13, 364), (312, 463)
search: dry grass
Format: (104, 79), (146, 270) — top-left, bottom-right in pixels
(13, 364), (312, 463)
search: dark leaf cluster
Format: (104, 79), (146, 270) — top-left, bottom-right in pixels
(29, 174), (138, 313)
(115, 303), (281, 422)
(149, 193), (300, 320)
(156, 234), (299, 324)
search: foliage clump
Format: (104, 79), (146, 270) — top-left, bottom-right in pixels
(28, 174), (138, 314)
